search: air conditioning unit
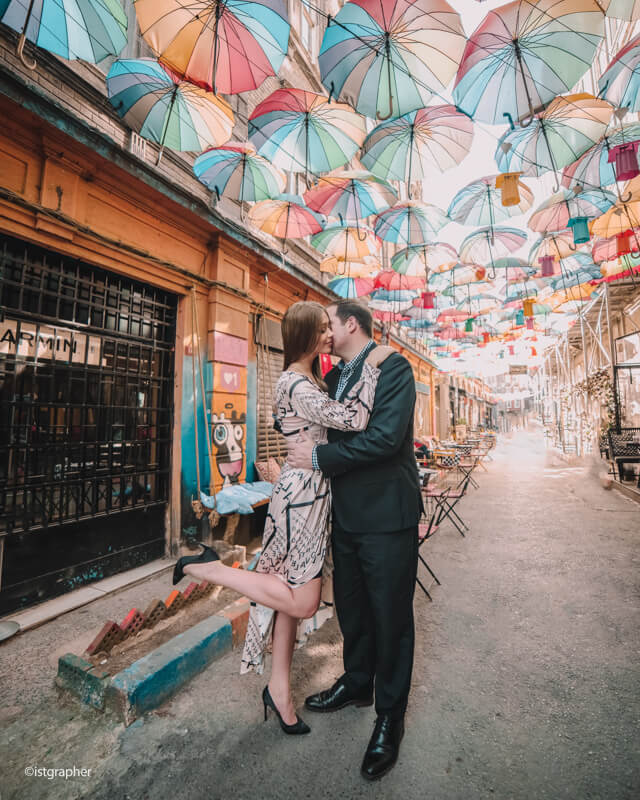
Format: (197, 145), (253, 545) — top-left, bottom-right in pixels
(129, 131), (147, 161)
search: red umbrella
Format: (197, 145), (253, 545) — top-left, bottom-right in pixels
(373, 270), (425, 291)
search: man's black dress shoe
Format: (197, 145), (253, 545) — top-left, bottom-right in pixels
(304, 679), (373, 713)
(361, 714), (404, 781)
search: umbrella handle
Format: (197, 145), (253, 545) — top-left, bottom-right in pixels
(618, 189), (633, 204)
(17, 32), (36, 70)
(519, 107), (535, 129)
(503, 112), (515, 131)
(376, 96), (393, 121)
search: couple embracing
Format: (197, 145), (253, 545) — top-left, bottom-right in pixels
(173, 299), (423, 781)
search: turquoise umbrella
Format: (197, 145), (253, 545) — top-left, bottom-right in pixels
(193, 143), (285, 203)
(107, 58), (234, 161)
(1, 0), (127, 68)
(374, 201), (448, 246)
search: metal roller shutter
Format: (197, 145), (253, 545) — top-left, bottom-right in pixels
(254, 315), (286, 462)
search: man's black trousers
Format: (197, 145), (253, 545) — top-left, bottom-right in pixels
(331, 522), (419, 720)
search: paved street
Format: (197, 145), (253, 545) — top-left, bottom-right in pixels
(1, 430), (639, 800)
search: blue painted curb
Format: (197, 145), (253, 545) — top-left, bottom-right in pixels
(106, 615), (232, 725)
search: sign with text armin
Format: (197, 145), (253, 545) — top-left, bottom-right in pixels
(0, 319), (101, 364)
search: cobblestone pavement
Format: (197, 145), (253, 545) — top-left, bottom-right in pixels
(1, 430), (639, 800)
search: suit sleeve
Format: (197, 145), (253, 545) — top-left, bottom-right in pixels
(315, 354), (415, 477)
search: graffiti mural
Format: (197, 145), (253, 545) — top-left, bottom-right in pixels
(211, 396), (246, 487)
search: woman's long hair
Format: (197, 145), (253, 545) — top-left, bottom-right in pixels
(281, 301), (328, 390)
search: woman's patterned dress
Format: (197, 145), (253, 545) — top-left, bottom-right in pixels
(240, 363), (380, 674)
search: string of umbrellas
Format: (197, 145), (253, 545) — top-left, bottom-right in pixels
(6, 0), (640, 367)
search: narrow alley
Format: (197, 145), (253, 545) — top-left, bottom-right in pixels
(1, 430), (638, 800)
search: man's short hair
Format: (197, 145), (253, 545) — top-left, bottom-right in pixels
(329, 299), (373, 338)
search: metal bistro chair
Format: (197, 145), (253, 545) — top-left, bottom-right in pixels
(424, 471), (473, 538)
(416, 484), (451, 601)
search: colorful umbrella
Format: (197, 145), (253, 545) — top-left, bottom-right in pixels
(391, 243), (457, 276)
(599, 33), (640, 111)
(248, 89), (367, 178)
(107, 59), (234, 160)
(495, 94), (613, 184)
(303, 171), (397, 224)
(360, 104), (473, 184)
(447, 175), (533, 228)
(327, 276), (375, 297)
(453, 0), (603, 125)
(193, 142), (285, 202)
(369, 289), (417, 312)
(591, 228), (640, 263)
(1, 0), (127, 67)
(591, 200), (640, 238)
(529, 232), (578, 264)
(134, 0), (290, 95)
(432, 263), (487, 288)
(561, 123), (640, 190)
(374, 270), (425, 291)
(374, 201), (448, 245)
(248, 194), (324, 242)
(600, 1), (640, 20)
(459, 227), (527, 266)
(490, 258), (537, 282)
(528, 188), (616, 233)
(320, 256), (380, 277)
(319, 0), (466, 120)
(311, 225), (381, 260)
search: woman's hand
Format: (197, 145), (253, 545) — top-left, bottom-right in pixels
(365, 345), (395, 368)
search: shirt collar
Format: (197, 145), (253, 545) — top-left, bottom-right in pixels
(337, 340), (376, 372)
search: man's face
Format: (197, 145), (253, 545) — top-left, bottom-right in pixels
(326, 305), (351, 357)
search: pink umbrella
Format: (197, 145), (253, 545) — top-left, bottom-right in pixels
(374, 270), (426, 291)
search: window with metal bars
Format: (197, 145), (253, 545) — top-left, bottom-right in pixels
(0, 235), (177, 535)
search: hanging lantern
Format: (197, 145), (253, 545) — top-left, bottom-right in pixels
(421, 290), (435, 309)
(483, 332), (490, 344)
(495, 172), (522, 207)
(522, 298), (534, 317)
(452, 350), (461, 358)
(475, 266), (486, 281)
(567, 216), (590, 245)
(539, 255), (556, 277)
(607, 141), (640, 182)
(465, 318), (474, 332)
(508, 345), (515, 355)
(526, 317), (534, 330)
(515, 309), (525, 326)
(530, 346), (537, 356)
(616, 229), (632, 258)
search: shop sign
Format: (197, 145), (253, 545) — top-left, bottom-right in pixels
(0, 319), (101, 364)
(509, 364), (528, 375)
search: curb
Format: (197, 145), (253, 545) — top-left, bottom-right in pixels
(56, 598), (251, 725)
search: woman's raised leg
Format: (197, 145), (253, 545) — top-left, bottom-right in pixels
(182, 560), (322, 619)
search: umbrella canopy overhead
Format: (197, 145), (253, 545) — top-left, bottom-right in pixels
(193, 143), (285, 202)
(328, 276), (375, 297)
(134, 0), (290, 95)
(495, 94), (614, 180)
(529, 231), (579, 264)
(599, 32), (640, 111)
(600, 0), (640, 20)
(561, 123), (640, 189)
(248, 89), (367, 176)
(374, 201), (449, 245)
(1, 0), (127, 64)
(248, 194), (324, 239)
(303, 171), (397, 223)
(107, 58), (234, 154)
(311, 225), (382, 259)
(448, 174), (533, 227)
(391, 242), (458, 276)
(360, 104), (473, 184)
(528, 188), (616, 233)
(591, 199), (640, 237)
(319, 0), (466, 120)
(320, 255), (381, 276)
(453, 0), (604, 125)
(459, 226), (527, 265)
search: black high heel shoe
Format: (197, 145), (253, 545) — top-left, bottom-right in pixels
(172, 542), (220, 585)
(262, 686), (310, 735)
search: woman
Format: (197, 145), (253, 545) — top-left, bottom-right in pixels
(173, 301), (392, 735)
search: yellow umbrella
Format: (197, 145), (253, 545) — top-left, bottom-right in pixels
(548, 283), (596, 311)
(311, 225), (381, 261)
(319, 255), (380, 277)
(591, 200), (640, 238)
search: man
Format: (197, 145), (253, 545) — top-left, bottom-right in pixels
(288, 299), (423, 781)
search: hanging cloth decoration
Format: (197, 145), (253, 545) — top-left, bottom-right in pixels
(567, 216), (591, 245)
(465, 318), (474, 332)
(539, 255), (556, 277)
(421, 291), (436, 309)
(526, 318), (534, 330)
(523, 298), (535, 317)
(508, 345), (515, 355)
(475, 266), (487, 281)
(495, 172), (522, 207)
(531, 347), (538, 356)
(483, 332), (490, 343)
(607, 140), (640, 182)
(515, 309), (525, 326)
(616, 229), (633, 257)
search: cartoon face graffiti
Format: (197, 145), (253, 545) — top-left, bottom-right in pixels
(211, 407), (246, 486)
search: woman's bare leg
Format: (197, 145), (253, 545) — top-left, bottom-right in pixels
(268, 611), (298, 725)
(182, 561), (321, 619)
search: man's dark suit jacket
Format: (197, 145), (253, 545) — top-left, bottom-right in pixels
(315, 351), (424, 533)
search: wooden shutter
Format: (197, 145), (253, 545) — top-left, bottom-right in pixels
(254, 315), (286, 462)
